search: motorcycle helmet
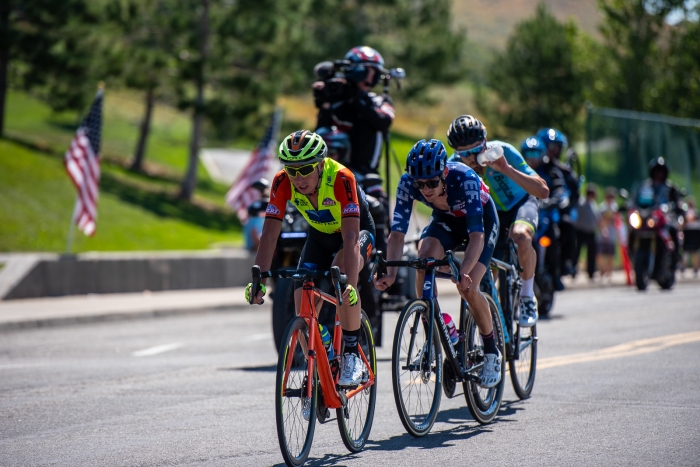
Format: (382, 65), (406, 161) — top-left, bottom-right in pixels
(648, 157), (669, 181)
(278, 130), (327, 165)
(405, 139), (447, 179)
(446, 115), (487, 149)
(344, 46), (385, 86)
(251, 178), (270, 192)
(315, 126), (350, 163)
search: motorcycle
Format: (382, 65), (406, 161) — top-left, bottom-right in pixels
(627, 188), (684, 290)
(533, 204), (561, 318)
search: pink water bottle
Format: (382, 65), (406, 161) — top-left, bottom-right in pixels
(443, 313), (459, 346)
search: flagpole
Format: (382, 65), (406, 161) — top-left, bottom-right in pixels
(65, 195), (78, 254)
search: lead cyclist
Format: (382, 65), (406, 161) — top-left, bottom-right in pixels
(246, 130), (376, 390)
(446, 115), (549, 328)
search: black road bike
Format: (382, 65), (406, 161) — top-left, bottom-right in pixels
(372, 251), (506, 437)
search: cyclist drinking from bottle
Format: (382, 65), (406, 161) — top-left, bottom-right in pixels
(246, 130), (376, 388)
(373, 139), (502, 388)
(447, 115), (549, 327)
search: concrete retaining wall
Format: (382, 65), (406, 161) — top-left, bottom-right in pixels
(1, 250), (255, 300)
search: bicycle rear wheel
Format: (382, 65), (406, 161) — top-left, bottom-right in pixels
(276, 317), (317, 467)
(337, 310), (377, 452)
(509, 323), (537, 399)
(463, 295), (505, 425)
(392, 300), (443, 437)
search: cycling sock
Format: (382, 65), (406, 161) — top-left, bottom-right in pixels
(521, 277), (534, 297)
(480, 331), (498, 355)
(343, 328), (360, 356)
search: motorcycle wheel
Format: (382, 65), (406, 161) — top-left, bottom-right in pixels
(272, 278), (296, 352)
(634, 251), (649, 291)
(657, 253), (675, 290)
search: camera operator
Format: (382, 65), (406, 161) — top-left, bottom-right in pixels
(313, 46), (395, 178)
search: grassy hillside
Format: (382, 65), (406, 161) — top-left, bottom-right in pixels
(1, 91), (242, 253)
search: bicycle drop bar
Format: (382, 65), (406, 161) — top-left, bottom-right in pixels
(249, 266), (348, 304)
(371, 250), (461, 282)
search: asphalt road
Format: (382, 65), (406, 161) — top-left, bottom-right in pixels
(2, 283), (699, 466)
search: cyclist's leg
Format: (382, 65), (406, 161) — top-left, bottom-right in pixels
(510, 195), (538, 284)
(416, 212), (457, 297)
(294, 230), (340, 314)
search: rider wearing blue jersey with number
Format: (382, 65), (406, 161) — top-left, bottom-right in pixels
(373, 139), (502, 388)
(446, 115), (549, 327)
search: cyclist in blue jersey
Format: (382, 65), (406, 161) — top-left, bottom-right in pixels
(373, 139), (503, 388)
(446, 115), (549, 327)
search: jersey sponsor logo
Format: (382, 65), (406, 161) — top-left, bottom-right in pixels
(463, 179), (480, 202)
(272, 173), (286, 194)
(488, 228), (497, 248)
(396, 186), (410, 202)
(322, 197), (336, 206)
(305, 209), (336, 224)
(342, 203), (360, 215)
(343, 179), (354, 201)
(294, 198), (308, 207)
(266, 204), (281, 216)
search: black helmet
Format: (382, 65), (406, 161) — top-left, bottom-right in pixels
(648, 157), (669, 180)
(446, 115), (487, 149)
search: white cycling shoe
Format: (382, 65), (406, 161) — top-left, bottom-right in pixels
(338, 353), (366, 387)
(519, 296), (538, 327)
(480, 349), (502, 389)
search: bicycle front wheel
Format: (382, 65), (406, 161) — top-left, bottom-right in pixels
(392, 300), (443, 437)
(463, 294), (505, 425)
(337, 309), (377, 453)
(276, 317), (317, 467)
(509, 323), (537, 399)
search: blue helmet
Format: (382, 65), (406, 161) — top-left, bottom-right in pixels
(536, 128), (568, 147)
(520, 136), (547, 160)
(405, 139), (447, 179)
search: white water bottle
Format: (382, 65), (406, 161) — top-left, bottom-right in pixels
(477, 145), (504, 166)
(443, 313), (459, 346)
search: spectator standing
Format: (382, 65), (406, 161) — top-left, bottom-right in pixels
(683, 197), (700, 276)
(574, 184), (600, 280)
(243, 179), (270, 252)
(598, 186), (619, 281)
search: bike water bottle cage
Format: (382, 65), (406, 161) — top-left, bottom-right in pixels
(405, 139), (447, 179)
(284, 162), (320, 178)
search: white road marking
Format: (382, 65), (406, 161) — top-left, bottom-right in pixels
(132, 342), (184, 357)
(244, 333), (273, 342)
(0, 363), (43, 370)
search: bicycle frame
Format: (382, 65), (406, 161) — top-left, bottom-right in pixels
(281, 277), (376, 410)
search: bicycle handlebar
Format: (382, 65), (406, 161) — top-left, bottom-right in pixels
(371, 250), (461, 283)
(249, 266), (348, 305)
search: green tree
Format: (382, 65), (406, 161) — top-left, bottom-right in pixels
(597, 0), (684, 112)
(485, 3), (586, 138)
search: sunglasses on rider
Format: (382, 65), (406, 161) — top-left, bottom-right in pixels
(284, 162), (319, 178)
(457, 142), (486, 158)
(412, 178), (441, 190)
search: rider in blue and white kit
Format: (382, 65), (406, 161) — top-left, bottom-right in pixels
(447, 115), (549, 328)
(373, 139), (502, 388)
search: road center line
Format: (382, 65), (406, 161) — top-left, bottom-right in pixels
(132, 342), (184, 357)
(538, 330), (700, 370)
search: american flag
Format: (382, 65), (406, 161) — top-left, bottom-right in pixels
(64, 89), (103, 237)
(226, 108), (282, 223)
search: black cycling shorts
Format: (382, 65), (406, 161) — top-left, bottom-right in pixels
(494, 194), (538, 256)
(420, 198), (500, 268)
(295, 206), (375, 290)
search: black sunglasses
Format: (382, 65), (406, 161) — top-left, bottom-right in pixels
(412, 179), (441, 190)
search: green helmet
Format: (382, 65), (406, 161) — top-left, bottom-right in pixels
(279, 130), (327, 164)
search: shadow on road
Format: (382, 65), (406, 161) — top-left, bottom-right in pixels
(217, 363), (276, 372)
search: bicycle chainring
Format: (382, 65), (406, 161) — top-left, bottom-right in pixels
(442, 360), (457, 398)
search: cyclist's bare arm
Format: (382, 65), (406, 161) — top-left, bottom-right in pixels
(373, 230), (405, 289)
(457, 232), (484, 290)
(253, 218), (283, 287)
(486, 157), (549, 199)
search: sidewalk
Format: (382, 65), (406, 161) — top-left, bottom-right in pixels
(0, 287), (250, 331)
(2, 269), (697, 331)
